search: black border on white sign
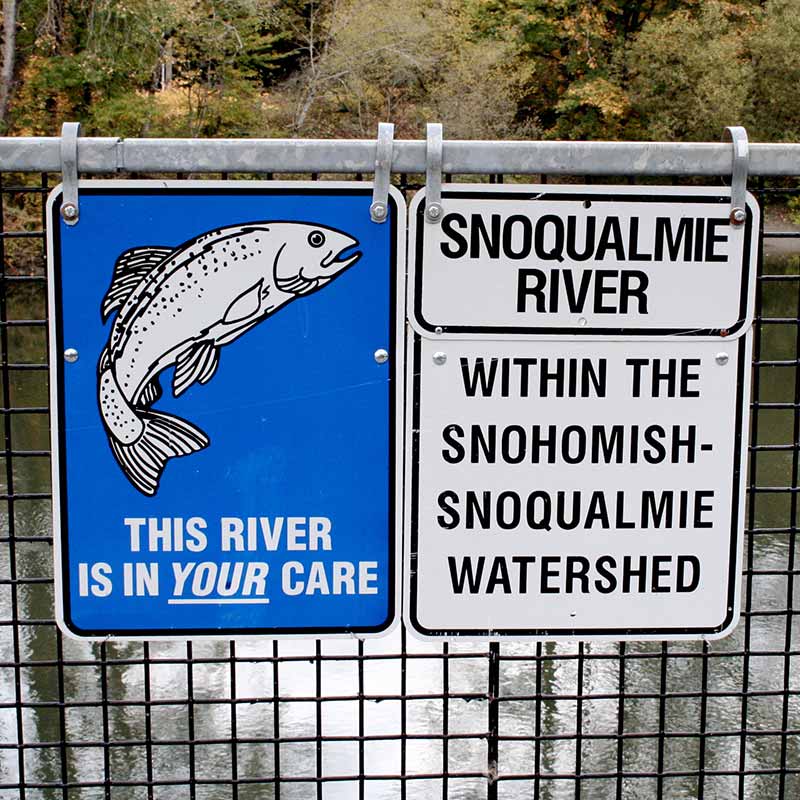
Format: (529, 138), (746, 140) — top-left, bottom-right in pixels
(406, 330), (750, 639)
(410, 186), (757, 339)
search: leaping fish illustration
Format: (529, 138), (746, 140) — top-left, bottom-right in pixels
(98, 221), (361, 496)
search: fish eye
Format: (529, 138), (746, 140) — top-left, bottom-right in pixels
(308, 231), (326, 248)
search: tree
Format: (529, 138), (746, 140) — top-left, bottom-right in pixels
(10, 0), (288, 137)
(1, 0), (798, 145)
(267, 0), (527, 139)
(0, 0), (17, 127)
(625, 1), (754, 141)
(275, 0), (453, 136)
(465, 0), (701, 139)
(746, 0), (800, 141)
(12, 0), (174, 134)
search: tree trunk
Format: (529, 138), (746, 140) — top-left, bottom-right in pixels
(164, 39), (173, 88)
(44, 0), (64, 51)
(0, 0), (17, 127)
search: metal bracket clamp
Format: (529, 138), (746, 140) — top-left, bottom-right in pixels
(370, 122), (394, 223)
(425, 122), (443, 223)
(60, 122), (81, 225)
(723, 126), (749, 226)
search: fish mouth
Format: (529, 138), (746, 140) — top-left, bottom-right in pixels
(321, 243), (362, 271)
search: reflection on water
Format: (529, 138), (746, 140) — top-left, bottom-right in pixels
(1, 251), (799, 799)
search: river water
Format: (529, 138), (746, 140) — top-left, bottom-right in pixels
(0, 226), (798, 799)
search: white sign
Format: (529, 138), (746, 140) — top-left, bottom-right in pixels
(404, 184), (757, 640)
(408, 185), (758, 338)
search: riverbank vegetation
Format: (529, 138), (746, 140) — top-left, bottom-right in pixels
(0, 0), (798, 142)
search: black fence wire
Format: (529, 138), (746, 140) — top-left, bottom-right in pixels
(0, 172), (798, 799)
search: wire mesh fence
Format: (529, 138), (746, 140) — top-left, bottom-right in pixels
(0, 167), (798, 799)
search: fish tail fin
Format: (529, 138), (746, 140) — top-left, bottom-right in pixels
(109, 409), (209, 496)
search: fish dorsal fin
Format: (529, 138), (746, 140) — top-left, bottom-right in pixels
(223, 280), (264, 324)
(172, 340), (220, 398)
(101, 246), (173, 322)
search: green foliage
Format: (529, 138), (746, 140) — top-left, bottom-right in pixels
(625, 2), (754, 141)
(746, 0), (800, 141)
(787, 196), (800, 226)
(87, 92), (160, 137)
(13, 0), (176, 133)
(2, 0), (800, 143)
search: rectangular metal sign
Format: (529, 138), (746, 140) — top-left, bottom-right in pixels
(405, 184), (757, 640)
(409, 185), (758, 338)
(47, 181), (404, 639)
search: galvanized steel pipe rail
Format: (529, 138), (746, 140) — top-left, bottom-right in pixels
(1, 136), (800, 175)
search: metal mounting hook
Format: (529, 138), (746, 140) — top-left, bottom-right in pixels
(370, 122), (394, 223)
(425, 123), (443, 224)
(60, 122), (81, 226)
(723, 126), (749, 226)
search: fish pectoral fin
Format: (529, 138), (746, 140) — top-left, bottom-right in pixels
(172, 340), (220, 398)
(98, 346), (111, 372)
(135, 376), (163, 408)
(275, 274), (320, 295)
(102, 246), (173, 322)
(223, 280), (264, 324)
(197, 346), (220, 385)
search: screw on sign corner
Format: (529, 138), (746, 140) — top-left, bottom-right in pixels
(729, 207), (746, 225)
(370, 201), (388, 223)
(60, 202), (79, 224)
(425, 202), (443, 223)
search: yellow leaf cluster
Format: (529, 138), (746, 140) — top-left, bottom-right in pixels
(556, 77), (629, 119)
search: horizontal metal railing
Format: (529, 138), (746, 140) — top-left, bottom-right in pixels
(0, 136), (799, 175)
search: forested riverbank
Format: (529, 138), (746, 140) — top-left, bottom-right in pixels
(0, 0), (798, 142)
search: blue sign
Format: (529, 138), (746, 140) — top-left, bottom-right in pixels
(47, 181), (404, 638)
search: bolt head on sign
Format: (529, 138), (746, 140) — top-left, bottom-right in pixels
(47, 180), (405, 640)
(61, 202), (78, 223)
(730, 207), (747, 225)
(370, 201), (387, 222)
(426, 202), (442, 222)
(405, 183), (758, 641)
